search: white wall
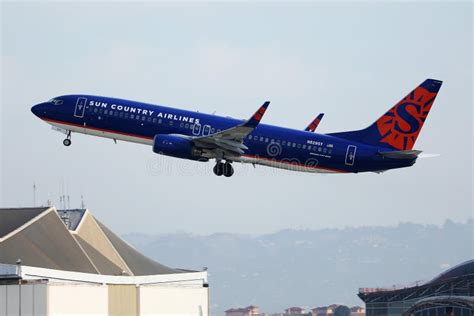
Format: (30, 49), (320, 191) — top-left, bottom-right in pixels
(1, 281), (208, 316)
(139, 285), (208, 316)
(0, 284), (47, 316)
(48, 284), (108, 316)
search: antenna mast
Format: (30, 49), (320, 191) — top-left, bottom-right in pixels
(33, 182), (36, 207)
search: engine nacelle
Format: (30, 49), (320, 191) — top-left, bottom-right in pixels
(152, 134), (206, 161)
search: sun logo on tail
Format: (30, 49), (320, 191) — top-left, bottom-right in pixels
(376, 87), (437, 150)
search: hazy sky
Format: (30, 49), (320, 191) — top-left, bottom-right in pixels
(1, 1), (472, 235)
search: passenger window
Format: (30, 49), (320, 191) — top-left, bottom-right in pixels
(282, 141), (286, 146)
(292, 143), (296, 147)
(158, 119), (162, 124)
(94, 108), (98, 113)
(297, 144), (301, 149)
(147, 117), (152, 122)
(125, 113), (129, 119)
(323, 148), (327, 153)
(131, 114), (135, 119)
(142, 116), (146, 121)
(308, 145), (312, 150)
(152, 118), (157, 123)
(180, 123), (184, 127)
(185, 123), (189, 129)
(104, 110), (108, 115)
(259, 137), (264, 142)
(265, 138), (269, 143)
(318, 147), (322, 152)
(303, 145), (307, 149)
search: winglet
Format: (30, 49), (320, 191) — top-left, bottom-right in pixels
(244, 101), (270, 128)
(305, 113), (324, 132)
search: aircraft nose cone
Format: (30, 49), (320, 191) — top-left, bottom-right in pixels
(31, 103), (46, 117)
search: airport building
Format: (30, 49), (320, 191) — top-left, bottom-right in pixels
(358, 260), (474, 316)
(0, 207), (209, 316)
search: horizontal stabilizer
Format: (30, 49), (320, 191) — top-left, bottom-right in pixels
(418, 153), (440, 159)
(378, 150), (422, 159)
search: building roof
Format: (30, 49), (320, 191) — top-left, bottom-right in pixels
(358, 260), (474, 303)
(225, 305), (259, 312)
(0, 207), (46, 237)
(57, 209), (86, 230)
(429, 260), (474, 284)
(0, 207), (183, 276)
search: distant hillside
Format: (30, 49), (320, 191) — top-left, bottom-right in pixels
(123, 219), (473, 316)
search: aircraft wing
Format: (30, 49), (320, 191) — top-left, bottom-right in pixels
(305, 113), (324, 132)
(192, 101), (270, 155)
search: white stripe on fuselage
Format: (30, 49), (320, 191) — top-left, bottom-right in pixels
(235, 155), (337, 174)
(47, 120), (153, 145)
(47, 120), (339, 174)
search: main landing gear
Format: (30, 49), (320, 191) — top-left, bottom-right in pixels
(213, 161), (234, 177)
(63, 131), (72, 147)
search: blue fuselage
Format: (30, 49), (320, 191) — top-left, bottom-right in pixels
(31, 95), (416, 174)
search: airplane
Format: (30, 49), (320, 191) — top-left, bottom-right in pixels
(31, 79), (442, 177)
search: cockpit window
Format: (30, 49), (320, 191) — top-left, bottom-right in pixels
(48, 98), (63, 105)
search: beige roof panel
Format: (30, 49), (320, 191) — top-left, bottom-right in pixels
(0, 209), (98, 273)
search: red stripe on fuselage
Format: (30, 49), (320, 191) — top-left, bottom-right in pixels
(42, 117), (347, 173)
(241, 154), (347, 173)
(42, 117), (153, 140)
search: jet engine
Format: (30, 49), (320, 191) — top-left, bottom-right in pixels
(152, 134), (207, 161)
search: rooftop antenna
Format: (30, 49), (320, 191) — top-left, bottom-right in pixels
(81, 195), (85, 209)
(47, 192), (52, 207)
(60, 179), (67, 210)
(67, 195), (70, 210)
(33, 182), (37, 207)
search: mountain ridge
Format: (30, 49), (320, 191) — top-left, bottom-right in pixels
(123, 219), (473, 315)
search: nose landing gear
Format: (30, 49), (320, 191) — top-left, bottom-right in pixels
(63, 131), (72, 147)
(213, 161), (234, 177)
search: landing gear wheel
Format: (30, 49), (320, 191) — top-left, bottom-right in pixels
(213, 162), (224, 176)
(63, 138), (72, 147)
(223, 162), (234, 177)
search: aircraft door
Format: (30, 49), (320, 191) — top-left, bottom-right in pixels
(345, 145), (357, 166)
(192, 123), (201, 136)
(203, 125), (211, 136)
(74, 97), (87, 118)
